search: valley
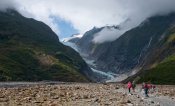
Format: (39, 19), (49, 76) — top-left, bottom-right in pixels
(0, 1), (175, 106)
(0, 10), (94, 82)
(63, 13), (175, 84)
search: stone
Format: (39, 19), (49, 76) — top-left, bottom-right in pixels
(127, 100), (131, 103)
(83, 95), (89, 99)
(151, 101), (154, 104)
(94, 98), (100, 102)
(115, 86), (119, 89)
(52, 96), (59, 99)
(0, 98), (9, 102)
(0, 95), (5, 98)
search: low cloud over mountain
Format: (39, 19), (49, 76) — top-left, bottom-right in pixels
(1, 0), (175, 43)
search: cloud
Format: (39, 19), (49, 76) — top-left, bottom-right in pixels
(0, 0), (18, 11)
(93, 0), (175, 43)
(1, 0), (175, 42)
(92, 19), (133, 43)
(14, 0), (121, 36)
(92, 27), (124, 44)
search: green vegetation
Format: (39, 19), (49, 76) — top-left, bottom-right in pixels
(135, 18), (175, 84)
(139, 30), (175, 84)
(167, 33), (175, 43)
(0, 10), (89, 82)
(0, 48), (88, 81)
(139, 55), (175, 84)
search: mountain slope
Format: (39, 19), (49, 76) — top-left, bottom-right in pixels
(0, 9), (93, 82)
(66, 13), (175, 82)
(94, 13), (175, 74)
(139, 55), (175, 84)
(76, 27), (104, 55)
(136, 27), (175, 84)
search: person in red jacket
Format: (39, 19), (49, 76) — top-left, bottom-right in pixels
(127, 81), (132, 94)
(143, 82), (149, 97)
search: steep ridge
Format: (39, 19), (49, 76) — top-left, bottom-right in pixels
(76, 26), (104, 59)
(0, 9), (94, 82)
(65, 13), (175, 82)
(95, 13), (175, 74)
(135, 26), (175, 84)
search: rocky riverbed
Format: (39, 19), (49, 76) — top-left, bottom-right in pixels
(0, 82), (175, 106)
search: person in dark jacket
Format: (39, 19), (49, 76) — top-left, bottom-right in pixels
(143, 82), (149, 97)
(132, 80), (136, 92)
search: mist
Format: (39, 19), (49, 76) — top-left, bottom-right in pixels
(1, 0), (175, 43)
(93, 0), (175, 43)
(92, 27), (124, 43)
(0, 0), (18, 11)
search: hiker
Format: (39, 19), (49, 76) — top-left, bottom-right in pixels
(127, 81), (132, 94)
(152, 84), (156, 91)
(149, 83), (156, 93)
(132, 80), (136, 92)
(143, 82), (149, 97)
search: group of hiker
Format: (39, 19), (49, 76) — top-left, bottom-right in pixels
(127, 81), (155, 97)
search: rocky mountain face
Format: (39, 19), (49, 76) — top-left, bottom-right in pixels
(76, 27), (104, 55)
(0, 9), (96, 82)
(135, 22), (175, 84)
(65, 13), (175, 83)
(95, 13), (175, 73)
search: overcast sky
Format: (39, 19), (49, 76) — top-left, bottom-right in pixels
(1, 0), (175, 41)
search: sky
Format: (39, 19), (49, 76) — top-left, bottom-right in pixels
(50, 16), (78, 38)
(1, 0), (175, 42)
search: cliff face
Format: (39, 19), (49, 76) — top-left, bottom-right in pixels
(66, 13), (175, 82)
(135, 24), (175, 84)
(96, 13), (175, 73)
(77, 13), (175, 72)
(0, 9), (94, 82)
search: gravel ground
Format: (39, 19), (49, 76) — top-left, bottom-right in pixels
(0, 82), (175, 106)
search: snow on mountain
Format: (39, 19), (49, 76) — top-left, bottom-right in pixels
(61, 34), (83, 52)
(62, 34), (141, 82)
(61, 34), (83, 42)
